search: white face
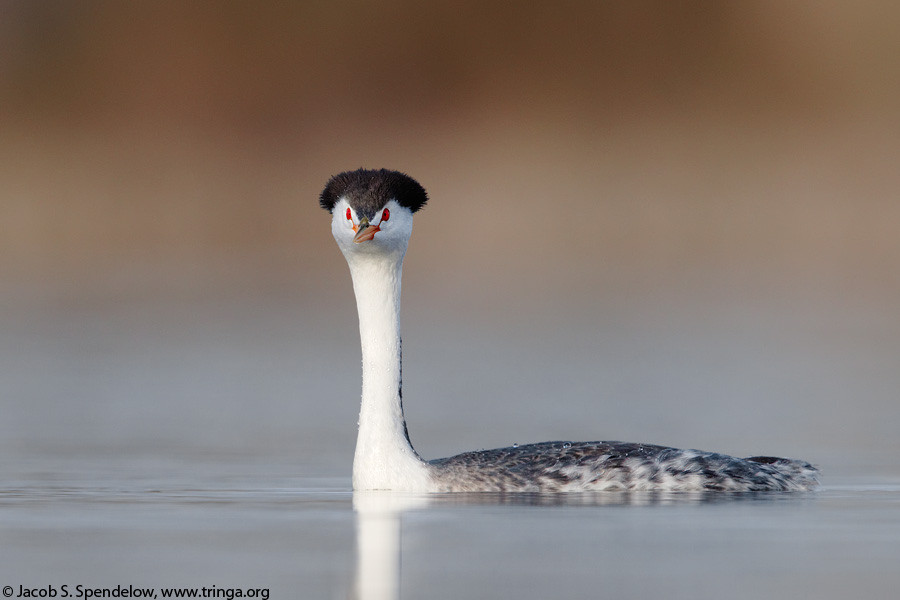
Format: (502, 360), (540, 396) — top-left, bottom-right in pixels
(331, 198), (414, 259)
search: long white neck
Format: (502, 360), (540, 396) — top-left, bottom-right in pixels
(344, 247), (431, 491)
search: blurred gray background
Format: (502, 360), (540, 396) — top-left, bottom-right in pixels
(1, 1), (897, 479)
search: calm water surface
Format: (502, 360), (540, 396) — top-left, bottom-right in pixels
(1, 457), (898, 600)
(2, 267), (899, 599)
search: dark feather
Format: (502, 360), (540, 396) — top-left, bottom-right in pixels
(429, 441), (819, 492)
(319, 168), (428, 218)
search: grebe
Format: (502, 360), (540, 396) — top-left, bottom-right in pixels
(321, 168), (819, 492)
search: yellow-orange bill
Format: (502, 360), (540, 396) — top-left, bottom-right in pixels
(353, 224), (380, 243)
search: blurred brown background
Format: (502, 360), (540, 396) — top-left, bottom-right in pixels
(1, 1), (897, 474)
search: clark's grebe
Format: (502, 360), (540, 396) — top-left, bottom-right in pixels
(321, 168), (819, 492)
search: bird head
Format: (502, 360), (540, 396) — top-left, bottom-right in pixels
(320, 169), (427, 257)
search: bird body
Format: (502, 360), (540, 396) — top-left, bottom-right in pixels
(321, 168), (819, 493)
(428, 442), (818, 492)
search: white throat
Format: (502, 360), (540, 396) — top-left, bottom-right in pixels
(334, 207), (431, 491)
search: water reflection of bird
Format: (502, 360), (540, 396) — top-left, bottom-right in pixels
(320, 168), (820, 493)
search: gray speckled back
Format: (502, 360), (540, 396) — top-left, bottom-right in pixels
(428, 441), (819, 492)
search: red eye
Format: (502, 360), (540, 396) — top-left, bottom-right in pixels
(346, 207), (352, 221)
(381, 208), (390, 222)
